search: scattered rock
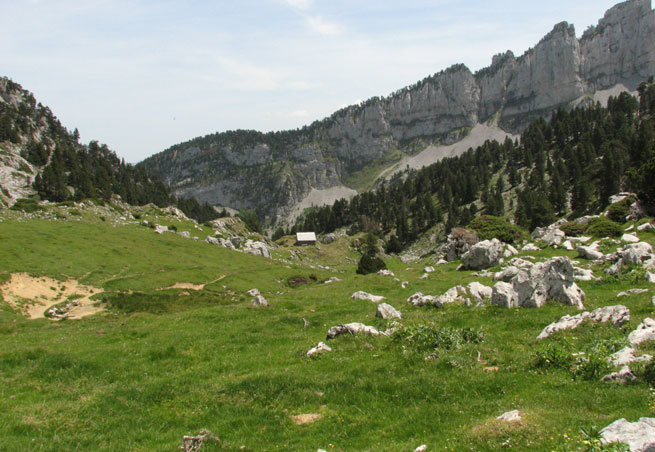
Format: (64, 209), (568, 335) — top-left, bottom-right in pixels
(441, 228), (479, 261)
(601, 365), (638, 384)
(154, 224), (169, 234)
(424, 266), (435, 273)
(326, 322), (384, 340)
(307, 342), (332, 357)
(376, 303), (402, 319)
(407, 292), (438, 307)
(609, 347), (652, 367)
(628, 318), (655, 345)
(522, 243), (540, 252)
(414, 446), (428, 452)
(351, 291), (385, 303)
(618, 288), (649, 297)
(321, 233), (336, 244)
(648, 273), (655, 283)
(562, 240), (574, 251)
(491, 282), (519, 308)
(497, 410), (521, 422)
(178, 231), (191, 239)
(537, 305), (630, 339)
(461, 238), (505, 270)
(247, 288), (260, 297)
(377, 269), (395, 277)
(252, 295), (269, 307)
(577, 244), (604, 261)
(242, 240), (271, 258)
(504, 244), (519, 257)
(574, 267), (596, 281)
(601, 417), (655, 451)
(401, 281), (409, 289)
(419, 273), (429, 280)
(493, 266), (520, 282)
(622, 233), (640, 243)
(638, 222), (655, 232)
(324, 277), (341, 284)
(466, 282), (493, 302)
(622, 242), (653, 266)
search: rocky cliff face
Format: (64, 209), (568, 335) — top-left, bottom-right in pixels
(141, 0), (655, 223)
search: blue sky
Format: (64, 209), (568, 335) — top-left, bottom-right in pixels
(1, 0), (623, 162)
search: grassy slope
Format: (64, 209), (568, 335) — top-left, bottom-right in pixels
(0, 211), (654, 451)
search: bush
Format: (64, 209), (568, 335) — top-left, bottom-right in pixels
(586, 217), (623, 237)
(467, 215), (527, 244)
(10, 198), (41, 213)
(385, 235), (403, 254)
(560, 221), (588, 237)
(392, 323), (483, 353)
(606, 197), (635, 223)
(356, 255), (386, 275)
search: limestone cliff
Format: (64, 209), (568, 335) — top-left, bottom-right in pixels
(141, 0), (655, 223)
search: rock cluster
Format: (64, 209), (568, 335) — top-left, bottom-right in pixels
(537, 305), (630, 339)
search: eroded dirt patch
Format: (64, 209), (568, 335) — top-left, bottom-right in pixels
(157, 275), (226, 292)
(291, 413), (323, 425)
(0, 273), (104, 319)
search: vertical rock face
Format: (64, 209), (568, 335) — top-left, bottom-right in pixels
(141, 0), (655, 220)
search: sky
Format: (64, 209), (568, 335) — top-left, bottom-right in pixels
(0, 0), (624, 163)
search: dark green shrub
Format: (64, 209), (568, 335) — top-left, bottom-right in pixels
(168, 224), (177, 232)
(10, 198), (41, 213)
(606, 197), (635, 223)
(642, 360), (655, 385)
(385, 234), (403, 254)
(356, 255), (386, 275)
(392, 323), (483, 353)
(533, 341), (572, 370)
(468, 215), (527, 244)
(560, 221), (588, 237)
(586, 217), (623, 237)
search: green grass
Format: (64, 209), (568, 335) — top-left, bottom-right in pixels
(0, 210), (653, 451)
(343, 149), (406, 192)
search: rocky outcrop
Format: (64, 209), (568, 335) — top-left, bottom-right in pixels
(141, 1), (655, 222)
(461, 238), (504, 270)
(326, 322), (385, 340)
(537, 305), (630, 339)
(601, 417), (655, 451)
(376, 303), (402, 319)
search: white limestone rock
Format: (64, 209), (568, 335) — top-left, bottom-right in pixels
(601, 417), (655, 452)
(407, 292), (438, 307)
(629, 318), (655, 345)
(242, 240), (271, 258)
(467, 282), (493, 302)
(376, 303), (402, 319)
(461, 238), (505, 270)
(610, 347), (652, 367)
(638, 222), (655, 232)
(351, 291), (385, 303)
(522, 243), (540, 252)
(307, 342), (332, 357)
(326, 322), (383, 340)
(622, 233), (640, 243)
(497, 410), (521, 422)
(377, 269), (395, 277)
(247, 288), (260, 297)
(491, 282), (519, 308)
(601, 366), (637, 384)
(493, 266), (520, 282)
(252, 295), (269, 307)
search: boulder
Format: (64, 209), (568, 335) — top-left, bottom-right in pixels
(493, 266), (520, 282)
(376, 303), (402, 319)
(351, 291), (385, 303)
(508, 258), (535, 268)
(407, 292), (438, 307)
(242, 240), (271, 258)
(441, 228), (479, 261)
(522, 243), (540, 252)
(205, 236), (220, 245)
(307, 342), (332, 357)
(574, 267), (596, 281)
(562, 240), (574, 251)
(537, 305), (629, 339)
(577, 244), (604, 261)
(497, 410), (521, 422)
(513, 257), (585, 309)
(622, 242), (654, 266)
(321, 233), (336, 244)
(504, 244), (519, 257)
(461, 238), (504, 270)
(601, 366), (637, 384)
(491, 282), (519, 308)
(154, 224), (169, 234)
(609, 193), (636, 205)
(622, 233), (640, 243)
(467, 282), (493, 302)
(401, 281), (409, 289)
(247, 288), (260, 297)
(436, 286), (466, 305)
(252, 295), (269, 307)
(629, 318), (655, 345)
(326, 322), (384, 340)
(638, 222), (655, 232)
(178, 231), (191, 239)
(601, 417), (655, 451)
(424, 266), (435, 273)
(610, 347), (652, 367)
(541, 228), (566, 246)
(377, 269), (395, 277)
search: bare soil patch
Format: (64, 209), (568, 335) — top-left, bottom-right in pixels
(0, 273), (104, 319)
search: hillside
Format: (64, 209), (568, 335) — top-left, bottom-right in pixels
(0, 77), (218, 223)
(141, 0), (655, 224)
(1, 185), (655, 451)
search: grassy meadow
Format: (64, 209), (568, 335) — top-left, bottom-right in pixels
(0, 206), (653, 451)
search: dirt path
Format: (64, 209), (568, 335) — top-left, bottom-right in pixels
(0, 273), (104, 319)
(158, 275), (226, 291)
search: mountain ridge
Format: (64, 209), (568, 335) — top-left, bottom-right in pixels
(140, 0), (655, 224)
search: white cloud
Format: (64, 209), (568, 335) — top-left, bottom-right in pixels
(306, 16), (343, 35)
(281, 0), (312, 9)
(290, 110), (310, 118)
